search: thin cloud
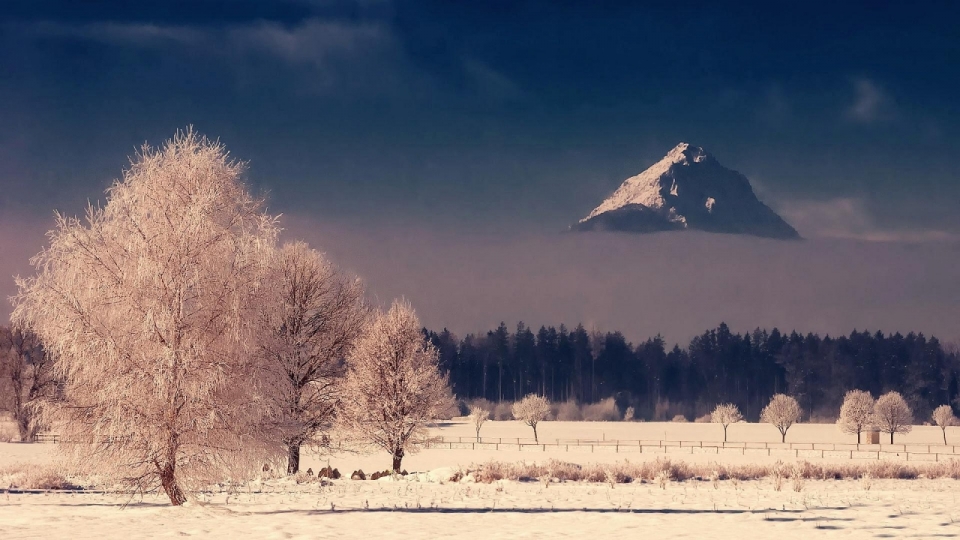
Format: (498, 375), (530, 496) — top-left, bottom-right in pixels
(778, 196), (958, 243)
(846, 78), (893, 124)
(18, 19), (390, 67)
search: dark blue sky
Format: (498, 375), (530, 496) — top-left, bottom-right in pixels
(2, 1), (959, 339)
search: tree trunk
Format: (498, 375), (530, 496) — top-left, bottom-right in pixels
(392, 450), (404, 473)
(890, 432), (894, 444)
(781, 430), (786, 443)
(17, 414), (34, 443)
(159, 463), (187, 506)
(723, 425), (728, 443)
(476, 428), (481, 443)
(532, 424), (538, 443)
(287, 443), (301, 475)
(944, 428), (948, 445)
(857, 430), (861, 444)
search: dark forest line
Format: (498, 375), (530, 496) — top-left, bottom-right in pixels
(425, 323), (960, 422)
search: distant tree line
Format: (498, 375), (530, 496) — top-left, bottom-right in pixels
(426, 323), (960, 422)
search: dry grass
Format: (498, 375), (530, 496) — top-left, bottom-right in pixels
(464, 458), (960, 484)
(0, 463), (72, 490)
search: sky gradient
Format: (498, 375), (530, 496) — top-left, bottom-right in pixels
(1, 1), (958, 343)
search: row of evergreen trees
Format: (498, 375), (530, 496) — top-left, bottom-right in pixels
(425, 323), (960, 422)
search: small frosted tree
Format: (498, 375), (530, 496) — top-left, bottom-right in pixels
(710, 403), (742, 443)
(932, 405), (957, 445)
(469, 406), (489, 442)
(256, 241), (368, 474)
(872, 391), (913, 444)
(512, 394), (550, 443)
(340, 300), (450, 472)
(838, 390), (875, 444)
(760, 394), (801, 443)
(0, 326), (57, 442)
(12, 129), (280, 505)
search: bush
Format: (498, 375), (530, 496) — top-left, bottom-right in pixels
(671, 414), (688, 423)
(694, 413), (712, 423)
(583, 398), (621, 421)
(554, 400), (582, 421)
(0, 423), (17, 443)
(623, 406), (635, 421)
(492, 402), (514, 421)
(0, 464), (71, 490)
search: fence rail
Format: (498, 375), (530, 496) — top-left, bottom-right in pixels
(422, 437), (960, 461)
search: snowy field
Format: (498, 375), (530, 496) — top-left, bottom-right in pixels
(3, 420), (960, 539)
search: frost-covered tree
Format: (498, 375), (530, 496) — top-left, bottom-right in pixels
(760, 394), (801, 443)
(838, 390), (875, 444)
(12, 129), (280, 505)
(469, 406), (489, 442)
(340, 300), (450, 472)
(872, 391), (913, 444)
(0, 326), (57, 442)
(512, 394), (550, 443)
(710, 403), (742, 443)
(931, 405), (957, 445)
(256, 242), (368, 474)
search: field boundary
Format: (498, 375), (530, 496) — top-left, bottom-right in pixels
(423, 437), (960, 461)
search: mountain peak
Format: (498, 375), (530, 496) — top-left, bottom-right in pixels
(574, 143), (800, 240)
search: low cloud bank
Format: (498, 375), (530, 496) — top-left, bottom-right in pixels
(285, 215), (960, 345)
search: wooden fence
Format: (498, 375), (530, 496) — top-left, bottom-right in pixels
(422, 437), (960, 462)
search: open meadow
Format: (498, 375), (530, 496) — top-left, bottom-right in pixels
(3, 419), (960, 539)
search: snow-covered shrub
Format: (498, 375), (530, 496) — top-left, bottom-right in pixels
(671, 414), (688, 423)
(582, 398), (620, 421)
(554, 400), (582, 421)
(623, 406), (635, 421)
(492, 402), (514, 421)
(0, 423), (16, 443)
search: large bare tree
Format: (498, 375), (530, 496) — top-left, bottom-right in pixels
(257, 241), (368, 474)
(0, 326), (57, 441)
(340, 300), (450, 472)
(12, 129), (280, 505)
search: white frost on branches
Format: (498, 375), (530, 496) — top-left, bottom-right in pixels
(339, 300), (450, 472)
(12, 129), (280, 505)
(931, 405), (957, 445)
(760, 394), (801, 443)
(873, 391), (913, 444)
(512, 394), (550, 443)
(837, 390), (875, 444)
(469, 406), (489, 442)
(256, 241), (368, 474)
(710, 403), (742, 442)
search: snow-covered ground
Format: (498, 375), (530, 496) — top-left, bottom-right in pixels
(3, 420), (960, 538)
(4, 473), (960, 538)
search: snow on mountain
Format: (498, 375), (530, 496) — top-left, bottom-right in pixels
(574, 143), (801, 240)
